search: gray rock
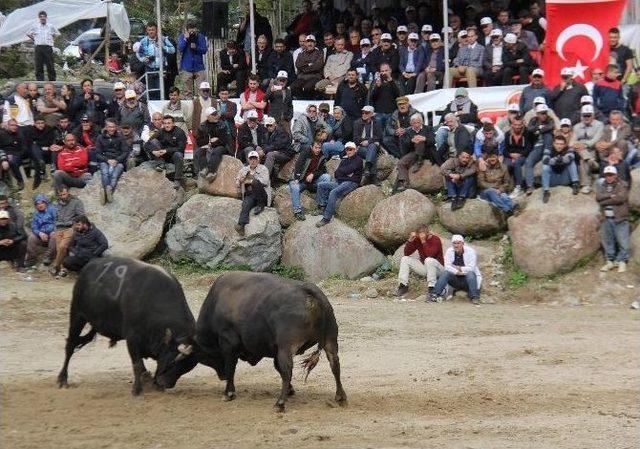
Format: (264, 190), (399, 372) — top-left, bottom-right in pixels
(631, 225), (640, 267)
(630, 168), (640, 212)
(376, 154), (397, 181)
(282, 218), (385, 281)
(77, 167), (179, 259)
(197, 155), (243, 198)
(365, 287), (379, 298)
(336, 185), (385, 225)
(438, 198), (507, 237)
(272, 185), (317, 227)
(277, 155), (298, 182)
(166, 195), (282, 271)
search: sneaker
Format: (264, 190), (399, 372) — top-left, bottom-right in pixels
(57, 268), (68, 278)
(542, 190), (550, 204)
(49, 266), (58, 276)
(294, 211), (306, 221)
(580, 185), (591, 194)
(105, 186), (113, 203)
(394, 284), (409, 297)
(234, 224), (245, 236)
(427, 293), (443, 303)
(509, 186), (523, 199)
(315, 218), (330, 228)
(571, 182), (580, 195)
(617, 261), (627, 273)
(600, 260), (615, 272)
(99, 187), (107, 205)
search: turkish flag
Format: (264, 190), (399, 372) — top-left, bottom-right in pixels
(541, 0), (627, 87)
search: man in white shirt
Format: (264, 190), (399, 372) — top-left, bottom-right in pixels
(26, 10), (60, 81)
(429, 234), (483, 304)
(482, 29), (504, 86)
(2, 84), (34, 128)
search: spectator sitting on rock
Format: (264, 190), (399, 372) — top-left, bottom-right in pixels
(318, 103), (335, 131)
(145, 115), (187, 189)
(289, 140), (330, 221)
(315, 141), (362, 227)
(264, 71), (294, 134)
(120, 123), (144, 169)
(441, 87), (480, 132)
(0, 119), (29, 191)
(334, 68), (368, 122)
(395, 224), (444, 298)
(95, 118), (130, 204)
(162, 86), (192, 136)
(598, 146), (631, 184)
(596, 165), (630, 273)
(524, 103), (557, 196)
(322, 106), (352, 159)
(478, 148), (516, 214)
(234, 150), (270, 237)
(541, 134), (579, 204)
(436, 113), (472, 163)
(556, 118), (574, 142)
(369, 62), (401, 128)
(50, 114), (73, 169)
(571, 105), (604, 194)
(0, 209), (26, 271)
(53, 133), (91, 191)
(496, 103), (520, 134)
(141, 112), (164, 144)
(353, 105), (382, 186)
(504, 116), (532, 199)
(215, 88), (239, 141)
(194, 107), (230, 182)
(262, 116), (294, 177)
(25, 193), (56, 267)
(24, 114), (55, 189)
(49, 186), (85, 278)
(36, 83), (66, 127)
(594, 110), (631, 161)
(116, 90), (150, 136)
(383, 96), (422, 159)
(522, 97), (560, 129)
(238, 110), (267, 161)
(441, 149), (477, 211)
(474, 118), (505, 169)
(430, 234), (482, 304)
(63, 215), (108, 272)
(292, 104), (329, 154)
(394, 113), (437, 193)
(0, 195), (25, 231)
(72, 115), (100, 171)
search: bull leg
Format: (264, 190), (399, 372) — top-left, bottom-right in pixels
(126, 338), (145, 396)
(325, 339), (347, 405)
(57, 314), (88, 388)
(222, 355), (238, 401)
(274, 359), (295, 396)
(275, 349), (293, 412)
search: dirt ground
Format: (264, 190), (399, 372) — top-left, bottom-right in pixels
(1, 262), (639, 449)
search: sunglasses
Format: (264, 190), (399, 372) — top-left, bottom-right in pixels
(346, 147), (356, 151)
(582, 114), (593, 118)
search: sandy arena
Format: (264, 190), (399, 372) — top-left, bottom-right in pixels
(1, 267), (639, 449)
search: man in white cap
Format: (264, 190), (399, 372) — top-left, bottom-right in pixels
(264, 71), (294, 133)
(519, 68), (549, 113)
(315, 37), (353, 95)
(106, 82), (127, 119)
(115, 89), (150, 135)
(496, 103), (520, 133)
(419, 24), (433, 49)
(572, 104), (604, 193)
(524, 102), (557, 195)
(482, 28), (504, 86)
(479, 17), (494, 46)
(291, 35), (324, 100)
(194, 106), (230, 182)
(216, 40), (248, 95)
(234, 150), (270, 236)
(370, 33), (400, 79)
(570, 95), (605, 124)
(396, 25), (409, 48)
(191, 81), (214, 131)
(0, 209), (27, 271)
(262, 115), (295, 175)
(353, 105), (382, 185)
(430, 235), (482, 304)
(449, 28), (484, 88)
(596, 165), (630, 273)
(522, 96), (560, 129)
(414, 33), (445, 93)
(351, 38), (375, 83)
(549, 67), (588, 122)
(502, 33), (534, 85)
(540, 134), (580, 203)
(398, 32), (424, 94)
(237, 110), (267, 161)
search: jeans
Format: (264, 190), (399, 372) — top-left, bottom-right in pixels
(626, 147), (639, 169)
(601, 218), (630, 262)
(99, 162), (125, 189)
(445, 176), (476, 198)
(480, 188), (515, 213)
(322, 141), (345, 158)
(53, 171), (92, 190)
(264, 151), (293, 175)
(375, 113), (392, 130)
(524, 133), (552, 189)
(541, 163), (579, 190)
(316, 180), (358, 221)
(357, 143), (378, 174)
(505, 155), (526, 187)
(289, 173), (331, 213)
(434, 270), (480, 300)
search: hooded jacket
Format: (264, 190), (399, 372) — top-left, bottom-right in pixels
(69, 224), (109, 259)
(95, 131), (130, 164)
(31, 194), (57, 236)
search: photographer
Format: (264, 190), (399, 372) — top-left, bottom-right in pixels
(178, 22), (208, 99)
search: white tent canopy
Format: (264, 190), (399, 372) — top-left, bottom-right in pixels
(0, 0), (130, 47)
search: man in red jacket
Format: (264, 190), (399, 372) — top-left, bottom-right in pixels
(395, 224), (444, 297)
(53, 133), (91, 190)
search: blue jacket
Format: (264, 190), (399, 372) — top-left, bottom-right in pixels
(31, 193), (57, 236)
(399, 46), (425, 74)
(136, 36), (176, 71)
(422, 46), (445, 72)
(593, 78), (624, 116)
(177, 32), (207, 73)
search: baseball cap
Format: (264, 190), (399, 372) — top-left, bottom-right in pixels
(397, 25), (408, 33)
(306, 35), (316, 41)
(480, 17), (492, 26)
(458, 29), (468, 38)
(451, 234), (464, 243)
(344, 141), (357, 149)
(532, 68), (544, 77)
(504, 33), (517, 44)
(319, 102), (330, 112)
(113, 82), (126, 90)
(507, 103), (520, 112)
(124, 89), (137, 99)
(0, 210), (9, 219)
(429, 33), (441, 40)
(81, 114), (92, 121)
(205, 106), (218, 115)
(421, 24), (433, 33)
(264, 116), (276, 125)
(199, 81), (211, 90)
(581, 104), (594, 115)
(442, 26), (453, 34)
(560, 118), (572, 127)
(246, 110), (259, 120)
(603, 166), (618, 175)
(381, 33), (393, 41)
(405, 5), (416, 12)
(396, 96), (410, 105)
(360, 38), (371, 46)
(481, 116), (493, 124)
(535, 103), (549, 113)
(361, 105), (375, 113)
(490, 29), (503, 37)
(454, 87), (468, 97)
(533, 96), (546, 105)
(277, 70), (288, 79)
(580, 95), (593, 104)
(248, 150), (260, 159)
(560, 67), (573, 77)
(408, 32), (419, 41)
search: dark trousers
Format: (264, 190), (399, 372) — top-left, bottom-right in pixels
(238, 179), (268, 225)
(485, 68), (504, 86)
(264, 151), (293, 175)
(149, 152), (184, 180)
(291, 77), (321, 100)
(195, 145), (227, 173)
(6, 154), (24, 183)
(35, 45), (56, 81)
(0, 241), (26, 267)
(216, 70), (247, 93)
(53, 171), (90, 190)
(63, 254), (92, 271)
(502, 66), (531, 85)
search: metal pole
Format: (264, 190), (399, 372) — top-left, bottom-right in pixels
(442, 0), (450, 89)
(105, 0), (110, 65)
(156, 0), (165, 100)
(249, 0), (257, 75)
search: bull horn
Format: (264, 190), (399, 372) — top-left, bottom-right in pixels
(174, 352), (187, 362)
(177, 344), (193, 355)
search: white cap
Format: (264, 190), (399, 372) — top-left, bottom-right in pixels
(113, 82), (126, 90)
(248, 150), (260, 159)
(381, 33), (393, 41)
(458, 29), (468, 38)
(490, 29), (503, 37)
(360, 38), (371, 46)
(408, 32), (419, 41)
(0, 210), (9, 219)
(507, 103), (520, 112)
(451, 234), (465, 243)
(277, 70), (288, 79)
(535, 103), (549, 113)
(560, 118), (572, 126)
(306, 34), (316, 41)
(344, 141), (357, 149)
(263, 116), (276, 125)
(132, 42), (141, 52)
(532, 68), (544, 77)
(481, 116), (493, 124)
(504, 33), (517, 44)
(246, 110), (259, 119)
(580, 95), (593, 104)
(560, 67), (573, 76)
(421, 24), (433, 33)
(361, 105), (375, 113)
(124, 89), (137, 99)
(442, 26), (453, 34)
(581, 104), (594, 115)
(533, 96), (546, 105)
(199, 81), (211, 90)
(205, 106), (218, 115)
(603, 165), (618, 175)
(480, 17), (492, 26)
(397, 25), (408, 33)
(429, 33), (441, 40)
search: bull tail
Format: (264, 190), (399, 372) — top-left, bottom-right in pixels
(300, 284), (330, 382)
(300, 348), (321, 382)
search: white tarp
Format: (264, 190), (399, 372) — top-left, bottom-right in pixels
(0, 0), (130, 47)
(620, 24), (640, 55)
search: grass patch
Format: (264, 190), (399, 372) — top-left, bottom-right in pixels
(270, 264), (306, 281)
(500, 242), (529, 289)
(147, 255), (252, 277)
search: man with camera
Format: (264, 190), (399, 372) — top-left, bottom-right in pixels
(178, 21), (208, 99)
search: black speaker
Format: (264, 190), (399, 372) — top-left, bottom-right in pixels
(202, 0), (229, 39)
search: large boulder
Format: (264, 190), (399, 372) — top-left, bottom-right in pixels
(282, 218), (385, 281)
(336, 185), (385, 225)
(508, 187), (602, 277)
(438, 199), (507, 237)
(386, 162), (443, 194)
(197, 155), (243, 198)
(326, 158), (340, 178)
(166, 195), (282, 271)
(631, 225), (640, 267)
(629, 168), (640, 212)
(277, 154), (298, 182)
(77, 167), (178, 259)
(365, 189), (436, 250)
(272, 185), (317, 227)
(376, 153), (397, 181)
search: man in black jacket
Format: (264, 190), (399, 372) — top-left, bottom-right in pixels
(63, 215), (108, 272)
(0, 119), (29, 190)
(95, 119), (130, 203)
(264, 71), (294, 133)
(267, 39), (295, 84)
(370, 62), (401, 127)
(262, 116), (294, 176)
(145, 115), (187, 188)
(289, 140), (330, 220)
(353, 105), (383, 185)
(0, 209), (26, 270)
(370, 34), (400, 78)
(216, 41), (248, 94)
(548, 67), (588, 123)
(194, 107), (231, 182)
(335, 69), (368, 120)
(237, 110), (267, 161)
(524, 103), (557, 195)
(24, 115), (55, 188)
(502, 33), (534, 85)
(395, 114), (437, 192)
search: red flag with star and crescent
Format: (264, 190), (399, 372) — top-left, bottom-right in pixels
(542, 0), (627, 87)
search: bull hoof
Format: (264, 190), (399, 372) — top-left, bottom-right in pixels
(57, 374), (68, 389)
(275, 400), (286, 413)
(288, 386), (296, 397)
(335, 394), (348, 406)
(131, 384), (143, 396)
(223, 391), (236, 402)
(154, 382), (166, 392)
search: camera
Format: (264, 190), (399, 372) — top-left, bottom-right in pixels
(147, 55), (155, 62)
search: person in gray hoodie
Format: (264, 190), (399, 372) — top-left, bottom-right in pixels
(50, 186), (85, 277)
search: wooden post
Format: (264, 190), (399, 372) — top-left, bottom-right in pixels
(105, 0), (111, 65)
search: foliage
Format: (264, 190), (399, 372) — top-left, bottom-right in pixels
(0, 47), (31, 80)
(500, 242), (529, 289)
(271, 264), (305, 280)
